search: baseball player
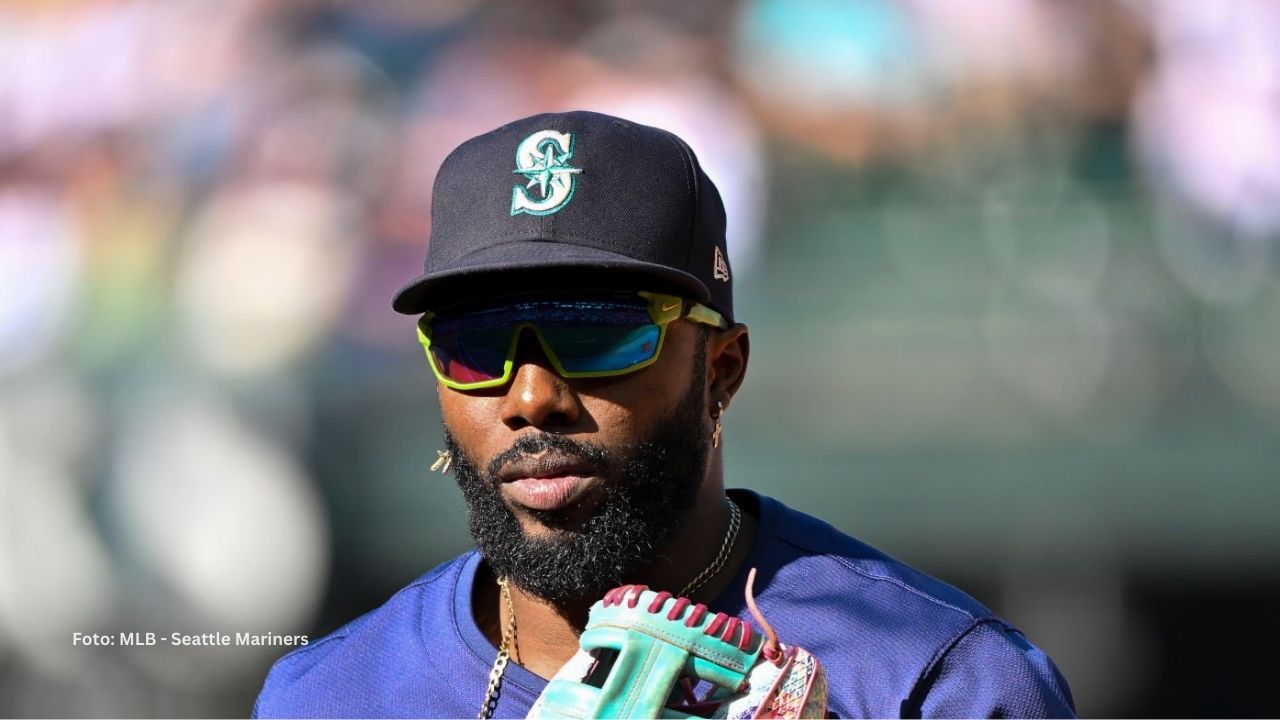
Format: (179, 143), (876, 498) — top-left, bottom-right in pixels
(253, 111), (1075, 718)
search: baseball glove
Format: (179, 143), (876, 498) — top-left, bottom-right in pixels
(529, 569), (828, 719)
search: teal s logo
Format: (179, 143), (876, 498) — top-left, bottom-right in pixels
(510, 130), (581, 216)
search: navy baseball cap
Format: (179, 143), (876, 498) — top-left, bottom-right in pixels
(391, 110), (734, 322)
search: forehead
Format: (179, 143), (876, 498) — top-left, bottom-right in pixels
(430, 292), (652, 324)
(427, 267), (694, 313)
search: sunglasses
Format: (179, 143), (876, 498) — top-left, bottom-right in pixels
(417, 291), (727, 390)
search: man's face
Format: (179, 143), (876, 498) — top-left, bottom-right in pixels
(439, 313), (713, 603)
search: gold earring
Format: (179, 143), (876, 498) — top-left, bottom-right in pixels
(711, 401), (724, 449)
(431, 450), (453, 473)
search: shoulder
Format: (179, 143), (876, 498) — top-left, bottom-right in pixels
(908, 618), (1077, 717)
(252, 554), (471, 719)
(740, 492), (1074, 718)
(749, 491), (995, 634)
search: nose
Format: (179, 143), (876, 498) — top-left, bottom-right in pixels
(500, 328), (581, 430)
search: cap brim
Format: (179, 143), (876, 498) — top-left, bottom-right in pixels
(391, 241), (712, 315)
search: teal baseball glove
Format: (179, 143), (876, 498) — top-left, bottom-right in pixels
(529, 569), (828, 719)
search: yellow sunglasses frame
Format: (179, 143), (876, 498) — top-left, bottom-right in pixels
(416, 291), (727, 391)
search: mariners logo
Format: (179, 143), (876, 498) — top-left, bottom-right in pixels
(510, 130), (582, 216)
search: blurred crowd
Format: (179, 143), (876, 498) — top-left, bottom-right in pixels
(1, 0), (1278, 716)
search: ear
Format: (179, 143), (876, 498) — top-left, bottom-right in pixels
(706, 323), (749, 411)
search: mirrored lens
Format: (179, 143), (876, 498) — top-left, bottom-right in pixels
(426, 295), (662, 384)
(540, 324), (662, 372)
(428, 324), (510, 383)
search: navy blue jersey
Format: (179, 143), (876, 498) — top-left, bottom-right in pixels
(255, 490), (1075, 718)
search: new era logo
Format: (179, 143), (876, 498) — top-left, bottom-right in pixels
(713, 246), (730, 282)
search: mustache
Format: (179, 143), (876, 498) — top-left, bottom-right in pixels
(485, 432), (611, 481)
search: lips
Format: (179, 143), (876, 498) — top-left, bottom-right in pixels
(498, 454), (600, 512)
(505, 475), (596, 511)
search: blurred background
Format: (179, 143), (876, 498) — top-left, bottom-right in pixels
(1, 0), (1278, 716)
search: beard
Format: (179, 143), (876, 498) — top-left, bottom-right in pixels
(444, 347), (712, 603)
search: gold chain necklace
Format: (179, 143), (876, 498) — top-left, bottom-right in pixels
(478, 576), (518, 719)
(678, 498), (741, 598)
(476, 497), (741, 719)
